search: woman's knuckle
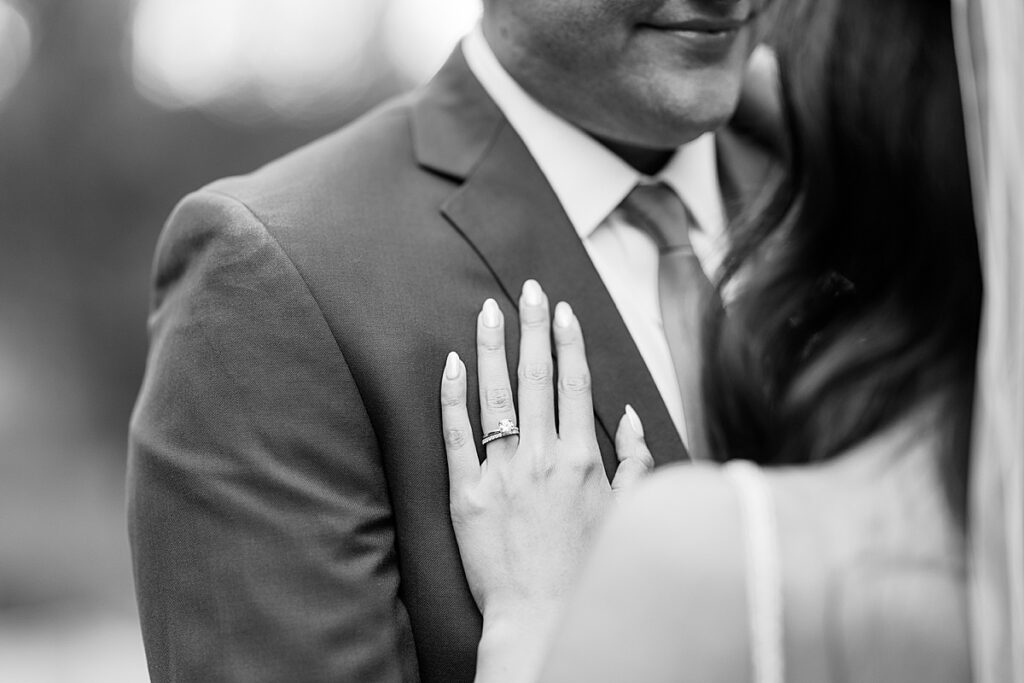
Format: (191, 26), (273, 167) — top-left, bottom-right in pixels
(528, 458), (555, 480)
(554, 330), (578, 348)
(485, 386), (513, 411)
(478, 337), (505, 353)
(451, 489), (486, 520)
(520, 362), (553, 386)
(521, 312), (548, 330)
(569, 451), (600, 476)
(559, 371), (592, 394)
(444, 427), (468, 449)
(441, 388), (464, 408)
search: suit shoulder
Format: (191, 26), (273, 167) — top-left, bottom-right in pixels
(158, 89), (456, 270)
(204, 92), (423, 221)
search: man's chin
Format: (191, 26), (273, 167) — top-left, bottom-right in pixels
(664, 90), (746, 143)
(564, 82), (744, 151)
(611, 107), (740, 150)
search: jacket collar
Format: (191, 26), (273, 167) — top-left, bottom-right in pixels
(410, 47), (505, 181)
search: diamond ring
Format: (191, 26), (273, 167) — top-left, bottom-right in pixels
(481, 418), (520, 446)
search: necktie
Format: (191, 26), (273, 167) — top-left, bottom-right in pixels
(619, 182), (716, 459)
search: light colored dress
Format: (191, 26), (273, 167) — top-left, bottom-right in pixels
(725, 412), (971, 683)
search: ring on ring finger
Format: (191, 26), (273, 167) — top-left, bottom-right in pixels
(481, 418), (520, 446)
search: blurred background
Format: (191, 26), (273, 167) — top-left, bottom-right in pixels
(0, 0), (480, 679)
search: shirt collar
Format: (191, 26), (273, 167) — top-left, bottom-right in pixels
(461, 25), (726, 242)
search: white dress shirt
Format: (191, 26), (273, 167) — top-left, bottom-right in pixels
(462, 26), (729, 446)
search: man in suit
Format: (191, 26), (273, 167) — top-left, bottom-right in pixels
(127, 0), (776, 680)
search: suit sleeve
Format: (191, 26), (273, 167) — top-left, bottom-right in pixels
(127, 189), (419, 682)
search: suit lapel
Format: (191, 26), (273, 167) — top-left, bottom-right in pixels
(412, 49), (687, 467)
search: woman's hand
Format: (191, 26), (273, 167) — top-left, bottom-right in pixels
(440, 280), (653, 681)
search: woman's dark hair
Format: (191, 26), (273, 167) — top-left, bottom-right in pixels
(704, 0), (982, 517)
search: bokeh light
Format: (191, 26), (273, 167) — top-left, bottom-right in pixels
(131, 0), (482, 122)
(383, 0), (482, 84)
(0, 0), (33, 109)
(131, 0), (383, 121)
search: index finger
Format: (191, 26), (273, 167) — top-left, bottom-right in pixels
(440, 351), (480, 490)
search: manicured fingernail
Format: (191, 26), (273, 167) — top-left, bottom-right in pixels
(522, 279), (543, 307)
(625, 404), (644, 437)
(481, 299), (501, 328)
(445, 351), (461, 380)
(554, 301), (574, 329)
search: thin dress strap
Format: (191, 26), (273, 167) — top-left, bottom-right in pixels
(725, 460), (784, 683)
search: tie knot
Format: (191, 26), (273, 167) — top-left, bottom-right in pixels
(618, 182), (693, 252)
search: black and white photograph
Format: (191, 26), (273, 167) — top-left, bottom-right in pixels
(1, 0), (1021, 681)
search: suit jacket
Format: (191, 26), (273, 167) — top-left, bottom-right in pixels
(127, 46), (774, 682)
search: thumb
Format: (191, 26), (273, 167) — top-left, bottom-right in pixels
(611, 405), (654, 493)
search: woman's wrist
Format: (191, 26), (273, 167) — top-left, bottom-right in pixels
(474, 603), (561, 683)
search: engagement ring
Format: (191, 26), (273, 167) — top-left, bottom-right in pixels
(481, 419), (520, 446)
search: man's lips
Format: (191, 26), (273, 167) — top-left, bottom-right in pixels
(641, 16), (751, 34)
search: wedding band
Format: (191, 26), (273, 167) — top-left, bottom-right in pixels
(481, 418), (520, 446)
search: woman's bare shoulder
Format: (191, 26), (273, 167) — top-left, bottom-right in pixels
(539, 463), (752, 682)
